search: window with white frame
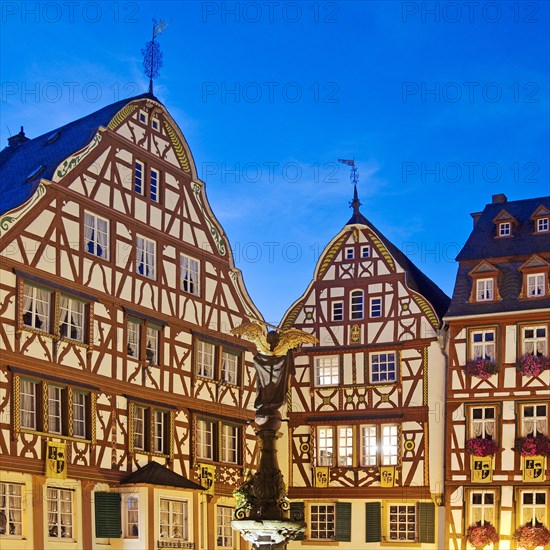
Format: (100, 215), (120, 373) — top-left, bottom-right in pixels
(146, 326), (159, 364)
(316, 426), (356, 467)
(124, 495), (139, 538)
(317, 427), (334, 466)
(345, 247), (354, 260)
(469, 490), (496, 526)
(47, 487), (73, 539)
(131, 404), (169, 455)
(309, 503), (335, 540)
(527, 273), (545, 297)
(521, 404), (547, 437)
(127, 319), (141, 358)
(217, 505), (233, 547)
(197, 418), (214, 460)
(136, 236), (156, 279)
(154, 410), (169, 454)
(134, 161), (144, 194)
(522, 326), (547, 356)
(221, 351), (238, 385)
(150, 168), (159, 202)
(381, 424), (398, 465)
(476, 278), (494, 301)
(127, 319), (161, 364)
(73, 391), (86, 439)
(133, 405), (146, 450)
(20, 379), (38, 430)
(139, 110), (148, 124)
(221, 423), (238, 464)
(152, 117), (160, 131)
(48, 385), (63, 434)
(196, 418), (240, 464)
(471, 329), (496, 361)
(197, 340), (215, 378)
(361, 425), (377, 466)
(519, 490), (546, 527)
(388, 504), (416, 542)
(370, 297), (382, 318)
(370, 352), (397, 383)
(361, 245), (370, 258)
(180, 254), (200, 296)
(22, 284), (51, 331)
(159, 498), (187, 540)
(350, 290), (364, 320)
(470, 406), (496, 439)
(498, 222), (511, 236)
(59, 296), (85, 342)
(315, 356), (339, 386)
(0, 482), (23, 536)
(537, 218), (549, 232)
(84, 212), (109, 260)
(337, 426), (353, 466)
(332, 301), (343, 321)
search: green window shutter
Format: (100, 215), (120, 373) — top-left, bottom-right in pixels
(365, 502), (382, 543)
(289, 502), (305, 540)
(335, 502), (352, 542)
(418, 501), (435, 543)
(95, 492), (121, 538)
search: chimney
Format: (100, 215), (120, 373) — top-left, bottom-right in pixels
(471, 212), (482, 227)
(8, 126), (30, 148)
(492, 193), (507, 204)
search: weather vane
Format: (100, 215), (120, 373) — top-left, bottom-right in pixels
(338, 158), (360, 211)
(142, 18), (170, 94)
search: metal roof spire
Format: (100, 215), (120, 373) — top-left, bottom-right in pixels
(338, 158), (360, 215)
(142, 18), (170, 94)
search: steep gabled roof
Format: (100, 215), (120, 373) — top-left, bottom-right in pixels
(0, 92), (156, 216)
(120, 461), (204, 490)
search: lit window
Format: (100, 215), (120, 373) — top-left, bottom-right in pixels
(381, 424), (398, 465)
(527, 273), (545, 297)
(337, 426), (353, 466)
(221, 423), (238, 463)
(317, 427), (334, 467)
(20, 379), (38, 430)
(537, 218), (549, 232)
(150, 168), (159, 202)
(22, 284), (51, 331)
(134, 161), (144, 194)
(361, 245), (370, 258)
(361, 424), (399, 467)
(519, 490), (546, 527)
(47, 487), (73, 539)
(499, 222), (511, 236)
(159, 499), (188, 540)
(84, 212), (109, 260)
(181, 254), (200, 296)
(217, 506), (233, 547)
(309, 504), (335, 540)
(196, 419), (240, 464)
(469, 490), (496, 526)
(470, 406), (495, 439)
(471, 330), (495, 361)
(124, 495), (139, 538)
(59, 296), (85, 342)
(136, 235), (156, 279)
(221, 351), (238, 385)
(388, 504), (416, 542)
(315, 356), (339, 386)
(197, 341), (215, 379)
(197, 419), (214, 460)
(476, 278), (494, 301)
(350, 290), (363, 320)
(0, 483), (23, 536)
(361, 426), (377, 466)
(370, 352), (397, 383)
(521, 404), (547, 437)
(370, 297), (382, 318)
(332, 301), (343, 321)
(522, 326), (547, 356)
(48, 386), (63, 434)
(345, 247), (354, 260)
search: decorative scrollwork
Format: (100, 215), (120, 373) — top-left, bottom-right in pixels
(234, 506), (249, 520)
(279, 499), (290, 512)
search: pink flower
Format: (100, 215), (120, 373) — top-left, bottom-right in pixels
(517, 354), (550, 377)
(467, 523), (499, 548)
(464, 358), (499, 379)
(466, 438), (498, 457)
(514, 525), (550, 549)
(514, 435), (550, 457)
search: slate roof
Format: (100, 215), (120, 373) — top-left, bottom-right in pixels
(346, 192), (451, 320)
(0, 92), (156, 216)
(120, 461), (204, 490)
(446, 195), (550, 318)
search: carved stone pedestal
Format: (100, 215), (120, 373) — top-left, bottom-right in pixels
(231, 519), (305, 550)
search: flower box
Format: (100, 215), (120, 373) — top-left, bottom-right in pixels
(513, 525), (550, 550)
(466, 523), (499, 549)
(466, 438), (498, 457)
(464, 358), (499, 380)
(517, 354), (550, 377)
(514, 435), (550, 457)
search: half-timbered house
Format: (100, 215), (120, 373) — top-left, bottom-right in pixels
(0, 94), (261, 549)
(280, 187), (450, 548)
(444, 194), (550, 550)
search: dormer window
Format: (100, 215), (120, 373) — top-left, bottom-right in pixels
(468, 261), (501, 304)
(498, 222), (511, 237)
(537, 218), (549, 233)
(476, 278), (494, 301)
(493, 209), (517, 238)
(527, 274), (545, 297)
(531, 205), (550, 233)
(519, 256), (549, 299)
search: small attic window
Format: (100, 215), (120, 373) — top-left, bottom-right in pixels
(151, 118), (159, 131)
(536, 218), (549, 233)
(26, 165), (45, 181)
(498, 222), (511, 237)
(139, 110), (148, 124)
(46, 131), (60, 144)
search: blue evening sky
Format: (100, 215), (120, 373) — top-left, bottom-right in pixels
(1, 1), (549, 324)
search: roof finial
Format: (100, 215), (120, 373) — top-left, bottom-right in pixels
(142, 18), (170, 94)
(338, 158), (360, 215)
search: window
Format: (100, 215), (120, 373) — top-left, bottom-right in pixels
(345, 247), (354, 260)
(527, 273), (545, 297)
(73, 391), (87, 439)
(537, 218), (549, 232)
(221, 423), (238, 464)
(0, 483), (22, 536)
(47, 487), (73, 539)
(136, 236), (156, 279)
(197, 341), (215, 379)
(317, 427), (334, 466)
(127, 318), (161, 364)
(370, 352), (397, 384)
(48, 386), (63, 434)
(316, 426), (355, 467)
(20, 379), (38, 430)
(181, 254), (200, 296)
(196, 418), (239, 464)
(388, 504), (416, 542)
(124, 495), (139, 538)
(59, 296), (85, 342)
(134, 161), (144, 194)
(361, 245), (370, 258)
(350, 290), (363, 320)
(150, 168), (159, 202)
(337, 426), (353, 466)
(139, 110), (148, 124)
(332, 301), (343, 322)
(361, 424), (399, 466)
(127, 319), (141, 358)
(476, 278), (494, 301)
(221, 351), (238, 385)
(197, 418), (214, 460)
(370, 297), (382, 318)
(315, 356), (339, 386)
(470, 406), (495, 439)
(159, 498), (187, 540)
(146, 326), (159, 364)
(84, 212), (109, 260)
(152, 118), (159, 131)
(131, 404), (170, 455)
(469, 490), (496, 526)
(521, 326), (547, 356)
(217, 506), (233, 547)
(519, 490), (546, 527)
(470, 329), (495, 361)
(22, 284), (51, 331)
(310, 504), (335, 540)
(521, 404), (547, 437)
(498, 222), (511, 236)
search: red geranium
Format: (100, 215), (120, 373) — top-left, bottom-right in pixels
(517, 354), (550, 377)
(466, 438), (498, 457)
(513, 525), (550, 549)
(466, 523), (499, 548)
(464, 358), (499, 380)
(514, 434), (550, 457)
